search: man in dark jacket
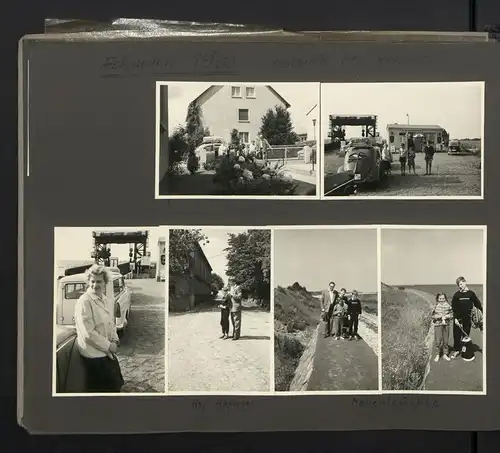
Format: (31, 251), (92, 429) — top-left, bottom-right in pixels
(424, 140), (435, 175)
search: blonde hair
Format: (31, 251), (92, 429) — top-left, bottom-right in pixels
(85, 264), (110, 285)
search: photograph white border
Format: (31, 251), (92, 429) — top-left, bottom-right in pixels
(51, 225), (167, 398)
(165, 225), (275, 396)
(50, 224), (487, 398)
(154, 81), (322, 200)
(271, 224), (382, 396)
(379, 224), (487, 396)
(319, 81), (485, 201)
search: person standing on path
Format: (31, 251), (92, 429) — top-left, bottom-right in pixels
(424, 140), (435, 175)
(218, 287), (231, 339)
(399, 143), (408, 176)
(431, 292), (454, 362)
(450, 276), (483, 359)
(347, 290), (362, 340)
(332, 297), (348, 340)
(320, 282), (339, 338)
(229, 284), (243, 341)
(407, 146), (417, 175)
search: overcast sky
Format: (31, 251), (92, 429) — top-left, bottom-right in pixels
(165, 82), (319, 135)
(381, 228), (485, 285)
(55, 227), (163, 263)
(273, 228), (378, 293)
(197, 228), (260, 284)
(321, 82), (483, 140)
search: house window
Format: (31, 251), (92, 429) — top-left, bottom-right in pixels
(238, 109), (249, 122)
(231, 86), (242, 98)
(245, 86), (256, 98)
(239, 132), (249, 143)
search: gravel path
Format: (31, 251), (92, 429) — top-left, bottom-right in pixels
(358, 313), (379, 356)
(324, 152), (481, 196)
(168, 310), (271, 392)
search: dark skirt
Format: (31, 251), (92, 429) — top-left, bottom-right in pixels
(81, 354), (124, 393)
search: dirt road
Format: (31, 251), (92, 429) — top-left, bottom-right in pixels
(307, 320), (379, 391)
(168, 309), (271, 392)
(324, 152), (481, 196)
(117, 278), (165, 393)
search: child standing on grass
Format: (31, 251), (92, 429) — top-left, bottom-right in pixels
(217, 287), (231, 340)
(431, 292), (454, 362)
(332, 297), (348, 340)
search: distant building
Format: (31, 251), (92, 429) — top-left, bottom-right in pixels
(156, 237), (166, 282)
(386, 124), (448, 150)
(169, 241), (212, 311)
(193, 84), (291, 145)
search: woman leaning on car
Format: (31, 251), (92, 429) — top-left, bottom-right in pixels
(74, 264), (124, 393)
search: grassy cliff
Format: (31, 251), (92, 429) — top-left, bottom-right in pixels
(274, 283), (321, 391)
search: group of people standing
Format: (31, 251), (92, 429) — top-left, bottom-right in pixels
(320, 282), (363, 340)
(397, 140), (436, 176)
(431, 276), (483, 363)
(217, 283), (243, 340)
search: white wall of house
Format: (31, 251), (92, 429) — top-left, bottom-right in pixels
(199, 85), (288, 144)
(158, 85), (169, 181)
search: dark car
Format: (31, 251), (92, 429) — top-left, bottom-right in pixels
(55, 325), (86, 393)
(337, 145), (385, 185)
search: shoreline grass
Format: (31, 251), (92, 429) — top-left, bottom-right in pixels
(381, 283), (432, 390)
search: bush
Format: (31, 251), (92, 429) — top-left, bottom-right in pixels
(381, 287), (432, 390)
(203, 160), (218, 172)
(274, 332), (306, 391)
(213, 154), (298, 195)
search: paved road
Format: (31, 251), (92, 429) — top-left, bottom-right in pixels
(324, 152), (481, 196)
(168, 309), (271, 392)
(117, 278), (165, 393)
(307, 323), (379, 391)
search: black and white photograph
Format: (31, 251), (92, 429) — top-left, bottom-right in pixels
(273, 227), (380, 393)
(156, 82), (319, 198)
(381, 226), (486, 393)
(321, 82), (484, 198)
(167, 227), (272, 393)
(53, 227), (166, 395)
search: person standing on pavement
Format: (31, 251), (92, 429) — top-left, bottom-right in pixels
(74, 264), (124, 393)
(424, 140), (435, 175)
(347, 290), (363, 340)
(450, 276), (483, 359)
(229, 283), (243, 341)
(431, 292), (453, 362)
(399, 143), (408, 176)
(320, 281), (339, 338)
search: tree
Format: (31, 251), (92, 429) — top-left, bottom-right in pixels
(184, 101), (209, 153)
(169, 229), (209, 274)
(259, 105), (299, 146)
(168, 126), (189, 168)
(230, 128), (240, 148)
(225, 230), (271, 309)
(210, 272), (225, 296)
